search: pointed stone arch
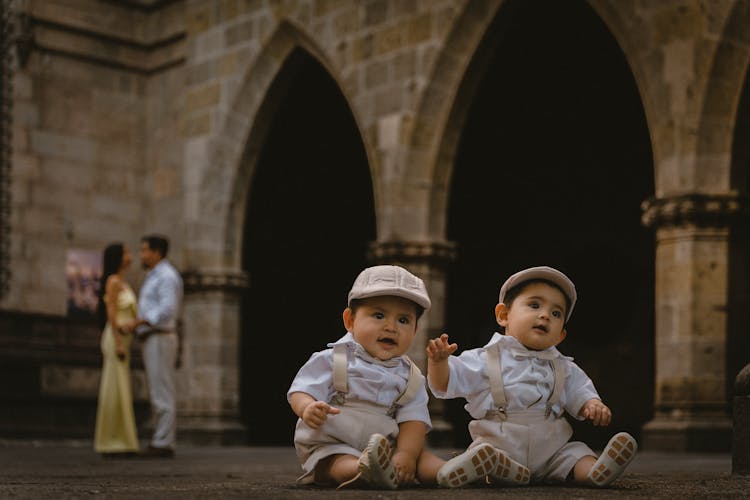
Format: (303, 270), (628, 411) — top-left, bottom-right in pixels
(190, 20), (374, 270)
(417, 0), (655, 448)
(403, 0), (503, 240)
(236, 46), (376, 445)
(697, 0), (750, 189)
(408, 0), (657, 241)
(179, 19), (376, 443)
(586, 0), (659, 140)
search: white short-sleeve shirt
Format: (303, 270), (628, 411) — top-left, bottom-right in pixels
(288, 332), (432, 429)
(429, 333), (599, 420)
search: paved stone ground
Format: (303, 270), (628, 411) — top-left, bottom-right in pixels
(1, 441), (748, 499)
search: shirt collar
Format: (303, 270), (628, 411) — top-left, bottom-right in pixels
(328, 332), (406, 368)
(484, 332), (570, 361)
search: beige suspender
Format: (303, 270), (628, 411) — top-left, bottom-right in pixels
(331, 344), (348, 405)
(388, 358), (424, 416)
(332, 344), (348, 393)
(486, 343), (507, 416)
(330, 344), (424, 415)
(545, 358), (566, 417)
(486, 342), (565, 419)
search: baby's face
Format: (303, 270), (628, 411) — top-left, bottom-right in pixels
(344, 296), (418, 360)
(496, 282), (567, 351)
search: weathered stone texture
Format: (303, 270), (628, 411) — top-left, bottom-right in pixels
(178, 287), (242, 425)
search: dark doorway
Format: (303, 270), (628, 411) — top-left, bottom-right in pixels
(241, 50), (375, 444)
(728, 66), (750, 400)
(446, 0), (655, 448)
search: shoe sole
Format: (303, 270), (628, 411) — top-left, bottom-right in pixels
(587, 432), (637, 486)
(438, 443), (498, 488)
(359, 433), (398, 489)
(492, 449), (530, 485)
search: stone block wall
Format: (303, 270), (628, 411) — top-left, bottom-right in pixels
(2, 0), (186, 314)
(0, 0), (748, 449)
(9, 57), (146, 313)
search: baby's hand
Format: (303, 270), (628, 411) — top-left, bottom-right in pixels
(580, 398), (611, 426)
(302, 400), (340, 429)
(391, 450), (417, 485)
(426, 333), (458, 362)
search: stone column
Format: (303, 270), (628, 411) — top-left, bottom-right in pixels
(640, 193), (743, 451)
(368, 239), (456, 444)
(178, 268), (249, 445)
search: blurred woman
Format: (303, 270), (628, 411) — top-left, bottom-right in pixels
(94, 243), (139, 457)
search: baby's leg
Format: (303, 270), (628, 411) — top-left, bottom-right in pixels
(314, 453), (359, 485)
(571, 455), (597, 483)
(415, 449), (446, 486)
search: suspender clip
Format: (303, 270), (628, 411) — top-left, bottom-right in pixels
(544, 403), (553, 418)
(387, 403), (399, 417)
(331, 392), (346, 406)
(485, 406), (507, 421)
(498, 406), (507, 419)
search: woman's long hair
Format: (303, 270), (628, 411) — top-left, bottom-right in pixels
(97, 243), (124, 330)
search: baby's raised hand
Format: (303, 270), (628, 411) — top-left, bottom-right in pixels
(426, 333), (458, 362)
(302, 400), (341, 429)
(580, 398), (611, 426)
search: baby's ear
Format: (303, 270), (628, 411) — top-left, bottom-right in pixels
(495, 303), (509, 327)
(342, 307), (355, 331)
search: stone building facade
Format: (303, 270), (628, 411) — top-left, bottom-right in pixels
(1, 0), (748, 451)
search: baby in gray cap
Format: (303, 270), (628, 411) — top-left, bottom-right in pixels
(428, 266), (637, 488)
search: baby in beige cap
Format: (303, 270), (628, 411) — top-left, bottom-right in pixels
(288, 265), (461, 489)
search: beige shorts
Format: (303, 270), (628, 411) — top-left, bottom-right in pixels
(468, 411), (594, 483)
(293, 401), (399, 484)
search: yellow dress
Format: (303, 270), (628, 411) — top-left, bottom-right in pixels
(94, 284), (139, 453)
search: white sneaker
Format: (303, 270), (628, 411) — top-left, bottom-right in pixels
(489, 448), (530, 486)
(587, 432), (637, 487)
(352, 433), (398, 489)
(437, 443), (498, 488)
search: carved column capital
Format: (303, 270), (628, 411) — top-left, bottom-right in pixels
(641, 193), (750, 229)
(182, 269), (249, 294)
(367, 240), (457, 268)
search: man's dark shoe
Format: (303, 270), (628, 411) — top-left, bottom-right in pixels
(138, 445), (175, 458)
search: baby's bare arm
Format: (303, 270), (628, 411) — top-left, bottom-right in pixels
(426, 333), (457, 392)
(578, 398), (612, 426)
(393, 420), (425, 485)
(288, 391), (340, 429)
